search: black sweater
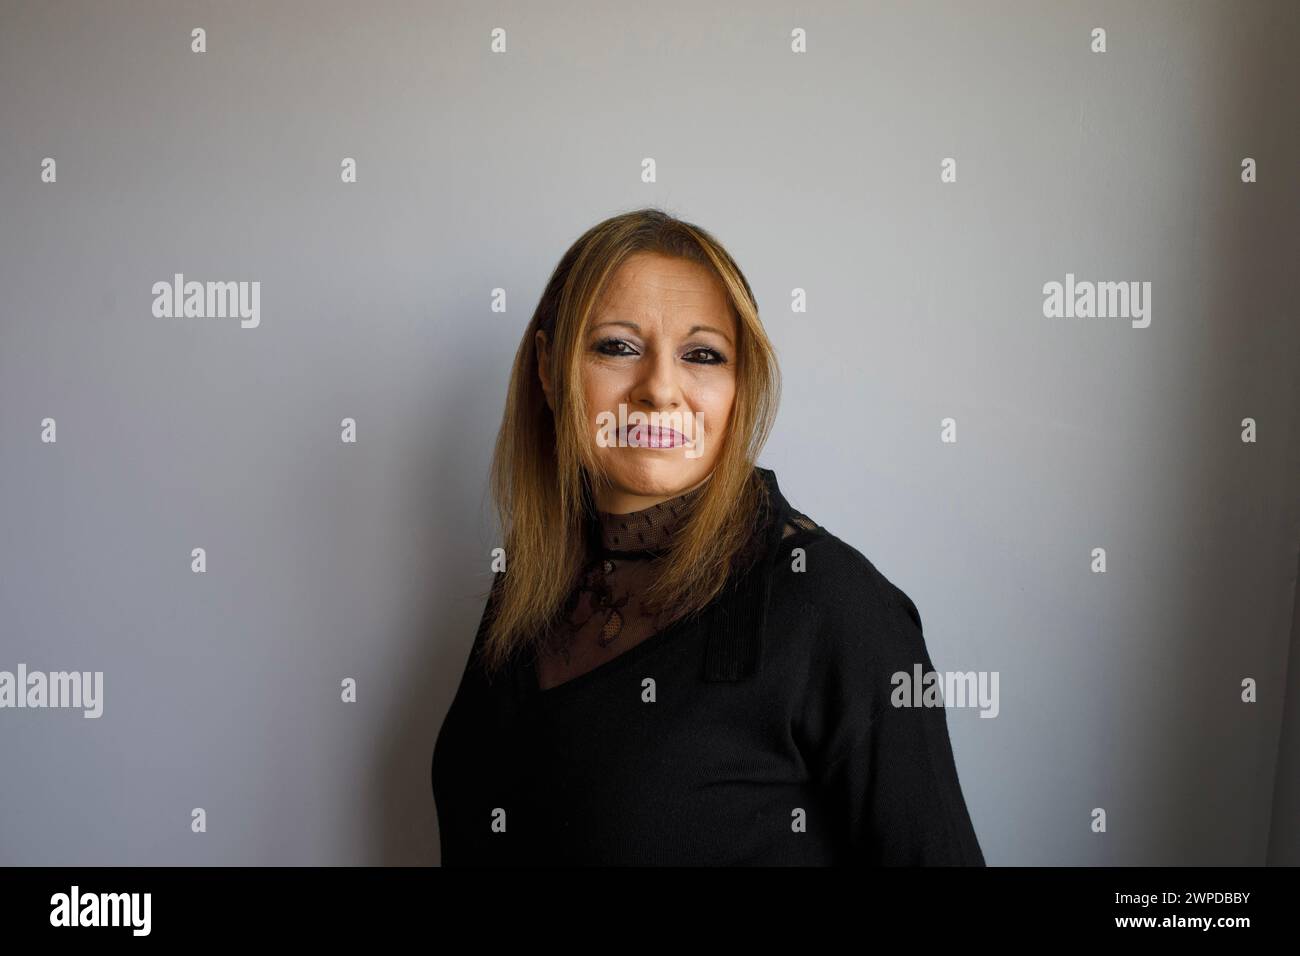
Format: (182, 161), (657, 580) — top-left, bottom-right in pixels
(431, 467), (986, 866)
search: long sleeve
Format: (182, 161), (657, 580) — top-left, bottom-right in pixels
(821, 631), (986, 864)
(797, 539), (986, 865)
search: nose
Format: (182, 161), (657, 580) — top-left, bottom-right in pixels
(628, 345), (681, 412)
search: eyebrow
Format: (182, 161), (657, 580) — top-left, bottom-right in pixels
(590, 319), (734, 347)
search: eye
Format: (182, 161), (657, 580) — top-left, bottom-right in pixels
(684, 347), (727, 365)
(593, 337), (637, 357)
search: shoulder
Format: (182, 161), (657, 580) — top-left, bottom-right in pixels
(765, 523), (938, 769)
(765, 499), (922, 636)
(764, 511), (932, 706)
(751, 468), (929, 671)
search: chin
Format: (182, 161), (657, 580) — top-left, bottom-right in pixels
(601, 451), (711, 500)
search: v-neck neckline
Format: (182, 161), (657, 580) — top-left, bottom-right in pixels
(511, 466), (791, 704)
(517, 608), (702, 704)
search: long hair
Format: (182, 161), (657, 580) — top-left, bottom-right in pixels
(480, 207), (781, 675)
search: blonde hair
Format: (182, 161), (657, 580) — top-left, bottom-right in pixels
(481, 207), (781, 675)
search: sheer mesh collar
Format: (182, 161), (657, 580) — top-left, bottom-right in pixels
(595, 481), (708, 552)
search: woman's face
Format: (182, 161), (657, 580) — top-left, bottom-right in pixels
(537, 251), (737, 514)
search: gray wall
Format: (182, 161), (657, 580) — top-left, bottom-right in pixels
(1, 0), (1297, 865)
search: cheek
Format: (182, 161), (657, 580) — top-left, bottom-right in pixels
(688, 377), (736, 432)
(582, 365), (626, 415)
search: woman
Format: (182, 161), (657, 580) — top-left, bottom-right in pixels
(431, 208), (985, 866)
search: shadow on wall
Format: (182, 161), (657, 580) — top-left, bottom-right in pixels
(371, 315), (507, 865)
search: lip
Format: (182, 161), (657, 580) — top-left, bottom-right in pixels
(619, 424), (691, 449)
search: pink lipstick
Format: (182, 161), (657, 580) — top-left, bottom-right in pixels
(620, 424), (691, 449)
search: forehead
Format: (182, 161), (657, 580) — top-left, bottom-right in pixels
(597, 253), (733, 326)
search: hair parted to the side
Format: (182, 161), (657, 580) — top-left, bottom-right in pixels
(480, 206), (781, 676)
